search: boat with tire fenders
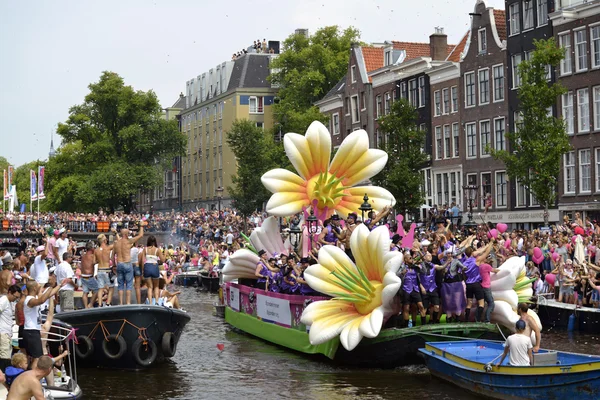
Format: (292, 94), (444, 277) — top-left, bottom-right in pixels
(536, 296), (600, 334)
(419, 340), (600, 400)
(55, 304), (190, 369)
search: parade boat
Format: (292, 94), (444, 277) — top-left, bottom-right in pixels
(56, 304), (190, 369)
(536, 296), (600, 334)
(224, 282), (501, 367)
(222, 122), (538, 368)
(200, 272), (220, 293)
(419, 340), (600, 400)
(174, 269), (201, 287)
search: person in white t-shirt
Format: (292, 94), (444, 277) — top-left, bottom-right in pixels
(30, 245), (49, 285)
(55, 229), (70, 263)
(0, 285), (22, 371)
(497, 320), (533, 367)
(55, 252), (76, 311)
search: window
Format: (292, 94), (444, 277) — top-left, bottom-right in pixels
(442, 88), (449, 114)
(452, 123), (459, 157)
(564, 151), (576, 194)
(351, 95), (360, 123)
(478, 28), (487, 54)
(256, 122), (264, 129)
(481, 173), (492, 208)
(594, 86), (600, 131)
(516, 180), (527, 207)
(580, 149), (591, 192)
(592, 26), (600, 68)
(578, 88), (589, 133)
(434, 90), (441, 116)
(409, 79), (418, 106)
(538, 0), (548, 26)
(559, 33), (572, 75)
(385, 50), (392, 66)
(512, 54), (522, 88)
(361, 92), (366, 110)
(575, 29), (588, 72)
(213, 104), (217, 121)
(351, 65), (356, 83)
(435, 126), (442, 160)
(523, 0), (534, 30)
(451, 86), (458, 112)
(596, 148), (600, 192)
(401, 82), (407, 99)
(418, 76), (426, 107)
(376, 95), (382, 118)
(384, 92), (391, 115)
(219, 102), (223, 119)
(509, 3), (520, 35)
(345, 97), (350, 115)
(444, 125), (451, 158)
(249, 96), (264, 113)
(478, 69), (489, 104)
(466, 123), (476, 158)
(465, 72), (475, 107)
(332, 113), (340, 135)
(563, 92), (574, 134)
(493, 65), (504, 101)
(496, 171), (507, 207)
(480, 120), (491, 156)
(494, 118), (505, 151)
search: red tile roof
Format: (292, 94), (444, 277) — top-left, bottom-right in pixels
(446, 32), (469, 62)
(361, 47), (384, 73)
(392, 41), (431, 60)
(493, 9), (507, 42)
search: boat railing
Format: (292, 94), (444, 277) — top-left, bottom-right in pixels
(41, 323), (79, 391)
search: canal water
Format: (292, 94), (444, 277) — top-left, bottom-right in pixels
(77, 288), (600, 400)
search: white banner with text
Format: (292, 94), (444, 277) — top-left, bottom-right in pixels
(256, 294), (291, 326)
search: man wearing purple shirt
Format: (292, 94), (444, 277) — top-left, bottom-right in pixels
(461, 244), (493, 322)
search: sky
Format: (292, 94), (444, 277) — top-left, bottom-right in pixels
(0, 0), (505, 167)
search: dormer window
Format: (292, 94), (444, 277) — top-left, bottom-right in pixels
(478, 28), (487, 54)
(385, 50), (392, 66)
(351, 65), (357, 83)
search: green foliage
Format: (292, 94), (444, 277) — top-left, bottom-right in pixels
(0, 157), (9, 174)
(47, 71), (186, 212)
(371, 99), (429, 214)
(490, 39), (571, 220)
(226, 120), (280, 220)
(270, 26), (361, 134)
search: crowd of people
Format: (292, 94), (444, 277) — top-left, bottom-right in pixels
(231, 38), (274, 60)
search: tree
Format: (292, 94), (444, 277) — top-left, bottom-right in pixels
(371, 99), (429, 216)
(0, 157), (8, 174)
(491, 39), (570, 226)
(269, 26), (361, 135)
(14, 160), (45, 211)
(227, 119), (279, 233)
(47, 71), (186, 212)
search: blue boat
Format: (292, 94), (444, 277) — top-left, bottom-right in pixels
(419, 340), (600, 400)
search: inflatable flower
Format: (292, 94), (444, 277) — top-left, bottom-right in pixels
(490, 256), (542, 337)
(261, 121), (395, 220)
(300, 225), (402, 351)
(222, 217), (291, 282)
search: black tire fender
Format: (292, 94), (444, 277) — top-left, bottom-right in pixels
(75, 335), (94, 360)
(161, 332), (177, 358)
(101, 334), (127, 360)
(131, 338), (158, 367)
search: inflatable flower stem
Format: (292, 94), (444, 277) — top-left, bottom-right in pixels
(240, 232), (258, 254)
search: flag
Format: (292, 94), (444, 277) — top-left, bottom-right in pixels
(31, 170), (37, 201)
(2, 170), (7, 200)
(7, 165), (13, 197)
(38, 166), (45, 200)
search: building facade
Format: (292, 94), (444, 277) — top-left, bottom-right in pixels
(552, 0), (600, 222)
(178, 53), (278, 211)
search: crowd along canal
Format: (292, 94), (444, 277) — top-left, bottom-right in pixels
(77, 288), (600, 400)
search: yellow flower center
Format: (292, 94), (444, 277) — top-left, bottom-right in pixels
(307, 171), (347, 210)
(354, 281), (383, 315)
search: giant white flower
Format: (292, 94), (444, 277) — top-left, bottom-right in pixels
(261, 121), (395, 220)
(300, 225), (402, 351)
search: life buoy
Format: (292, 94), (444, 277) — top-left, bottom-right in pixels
(102, 334), (127, 360)
(161, 332), (177, 358)
(75, 335), (94, 360)
(131, 338), (157, 367)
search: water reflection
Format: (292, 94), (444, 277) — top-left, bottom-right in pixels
(77, 288), (600, 400)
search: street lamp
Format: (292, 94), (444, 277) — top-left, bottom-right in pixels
(290, 223), (302, 254)
(306, 209), (318, 251)
(216, 186), (224, 213)
(462, 184), (478, 231)
(358, 193), (372, 224)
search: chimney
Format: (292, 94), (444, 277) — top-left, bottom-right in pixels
(429, 27), (448, 61)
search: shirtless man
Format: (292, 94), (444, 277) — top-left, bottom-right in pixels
(0, 263), (13, 295)
(95, 233), (116, 307)
(7, 355), (53, 400)
(113, 223), (144, 305)
(517, 302), (541, 352)
(80, 241), (100, 308)
(338, 213), (359, 261)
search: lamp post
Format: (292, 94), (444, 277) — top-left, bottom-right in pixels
(290, 224), (302, 254)
(216, 186), (224, 213)
(462, 184), (478, 231)
(358, 193), (372, 224)
(306, 209), (318, 252)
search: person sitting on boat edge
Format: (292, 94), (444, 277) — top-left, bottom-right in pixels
(7, 355), (53, 400)
(517, 302), (541, 352)
(497, 319), (533, 367)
